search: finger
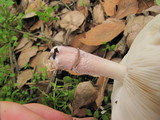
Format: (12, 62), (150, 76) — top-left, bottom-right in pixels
(23, 103), (73, 120)
(0, 101), (46, 120)
(72, 117), (96, 120)
(24, 103), (95, 120)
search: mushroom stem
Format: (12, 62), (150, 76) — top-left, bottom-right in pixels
(72, 51), (127, 82)
(50, 46), (127, 82)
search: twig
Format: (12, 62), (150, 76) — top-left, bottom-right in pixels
(64, 29), (71, 45)
(0, 24), (62, 45)
(60, 0), (72, 10)
(12, 49), (20, 74)
(9, 44), (16, 83)
(45, 70), (57, 94)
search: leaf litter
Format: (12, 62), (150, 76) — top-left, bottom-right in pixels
(6, 0), (160, 118)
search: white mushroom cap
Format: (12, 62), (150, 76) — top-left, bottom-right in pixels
(49, 14), (160, 120)
(111, 14), (160, 120)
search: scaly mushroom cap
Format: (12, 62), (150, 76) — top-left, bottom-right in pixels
(49, 14), (160, 120)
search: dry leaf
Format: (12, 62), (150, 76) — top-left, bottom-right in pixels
(30, 52), (52, 77)
(53, 31), (65, 43)
(73, 108), (87, 117)
(124, 15), (154, 47)
(96, 76), (108, 107)
(63, 0), (72, 4)
(31, 52), (50, 69)
(30, 52), (41, 67)
(137, 0), (155, 13)
(76, 0), (90, 17)
(102, 0), (120, 16)
(72, 81), (98, 115)
(14, 37), (30, 51)
(59, 11), (85, 32)
(16, 40), (34, 53)
(38, 44), (48, 51)
(26, 80), (50, 91)
(70, 34), (99, 53)
(24, 0), (43, 18)
(18, 46), (38, 68)
(93, 4), (105, 24)
(23, 12), (37, 18)
(20, 0), (29, 11)
(17, 69), (33, 89)
(114, 36), (127, 54)
(80, 18), (125, 46)
(44, 24), (53, 36)
(115, 0), (138, 19)
(30, 20), (43, 31)
(25, 0), (41, 14)
(145, 5), (160, 14)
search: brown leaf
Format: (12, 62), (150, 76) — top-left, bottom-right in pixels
(25, 0), (41, 14)
(80, 18), (125, 46)
(18, 46), (38, 68)
(145, 5), (160, 14)
(19, 0), (29, 11)
(102, 0), (120, 16)
(24, 0), (44, 18)
(93, 4), (105, 23)
(30, 52), (52, 77)
(137, 0), (155, 13)
(17, 69), (33, 89)
(14, 37), (30, 51)
(76, 0), (90, 17)
(72, 81), (98, 111)
(36, 51), (50, 72)
(53, 31), (65, 43)
(96, 76), (108, 107)
(114, 36), (127, 54)
(16, 40), (34, 53)
(124, 15), (154, 47)
(38, 44), (48, 51)
(30, 52), (41, 68)
(63, 0), (72, 4)
(70, 34), (99, 53)
(30, 20), (43, 31)
(26, 80), (50, 91)
(44, 24), (52, 36)
(115, 0), (138, 19)
(60, 11), (85, 32)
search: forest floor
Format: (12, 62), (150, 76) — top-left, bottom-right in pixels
(0, 0), (159, 120)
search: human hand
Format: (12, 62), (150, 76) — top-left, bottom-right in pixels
(0, 101), (94, 120)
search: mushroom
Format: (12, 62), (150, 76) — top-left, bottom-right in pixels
(49, 14), (160, 120)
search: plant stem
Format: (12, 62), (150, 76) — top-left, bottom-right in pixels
(9, 44), (16, 83)
(45, 71), (57, 94)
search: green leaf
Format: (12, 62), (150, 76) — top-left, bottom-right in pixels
(63, 76), (72, 83)
(0, 0), (14, 7)
(23, 34), (29, 38)
(16, 25), (22, 30)
(156, 0), (160, 5)
(52, 17), (58, 21)
(46, 7), (53, 15)
(104, 96), (109, 103)
(53, 5), (58, 10)
(36, 11), (44, 17)
(102, 114), (109, 120)
(93, 110), (99, 118)
(11, 36), (18, 41)
(86, 109), (93, 116)
(102, 41), (107, 44)
(0, 16), (5, 23)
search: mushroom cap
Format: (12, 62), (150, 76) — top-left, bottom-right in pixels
(112, 14), (160, 120)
